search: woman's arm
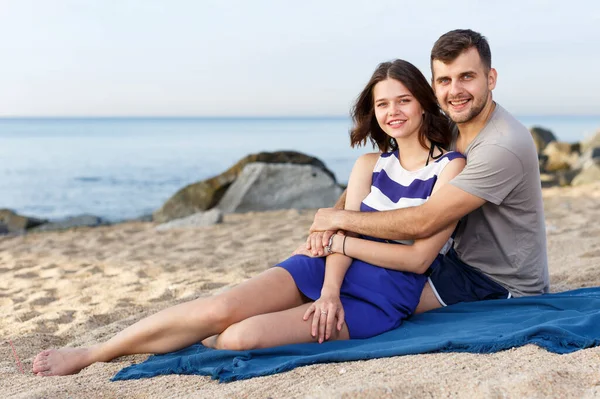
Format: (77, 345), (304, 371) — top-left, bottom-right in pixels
(320, 153), (377, 288)
(328, 157), (466, 274)
(322, 152), (377, 264)
(304, 153), (378, 342)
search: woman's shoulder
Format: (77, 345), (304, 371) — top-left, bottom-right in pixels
(353, 151), (399, 175)
(433, 150), (466, 179)
(351, 152), (381, 174)
(356, 151), (387, 165)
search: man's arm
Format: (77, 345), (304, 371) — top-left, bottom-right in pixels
(333, 189), (346, 210)
(310, 166), (486, 241)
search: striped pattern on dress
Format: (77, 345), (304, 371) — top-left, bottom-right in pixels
(360, 150), (465, 248)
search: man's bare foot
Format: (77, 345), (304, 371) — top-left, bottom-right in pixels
(32, 348), (94, 376)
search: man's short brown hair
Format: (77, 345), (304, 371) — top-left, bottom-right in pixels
(430, 29), (492, 72)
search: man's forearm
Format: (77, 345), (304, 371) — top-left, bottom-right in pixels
(335, 206), (432, 241)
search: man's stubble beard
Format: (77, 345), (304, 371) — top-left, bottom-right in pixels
(446, 92), (489, 124)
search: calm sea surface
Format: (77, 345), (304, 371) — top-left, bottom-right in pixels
(1, 115), (599, 221)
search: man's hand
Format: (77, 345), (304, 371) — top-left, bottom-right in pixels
(310, 208), (343, 234)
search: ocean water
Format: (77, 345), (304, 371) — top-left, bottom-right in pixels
(1, 115), (599, 222)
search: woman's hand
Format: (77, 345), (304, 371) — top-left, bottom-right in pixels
(303, 230), (347, 257)
(291, 244), (327, 258)
(305, 231), (327, 256)
(303, 292), (345, 343)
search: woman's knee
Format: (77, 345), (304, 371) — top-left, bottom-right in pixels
(186, 295), (239, 332)
(214, 322), (261, 351)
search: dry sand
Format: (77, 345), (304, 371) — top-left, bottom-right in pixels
(1, 183), (600, 398)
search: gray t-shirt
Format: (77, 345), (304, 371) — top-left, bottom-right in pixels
(450, 103), (549, 297)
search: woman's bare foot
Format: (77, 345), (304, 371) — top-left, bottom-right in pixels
(201, 335), (218, 349)
(32, 348), (95, 376)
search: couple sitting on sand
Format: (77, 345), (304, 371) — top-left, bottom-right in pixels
(33, 29), (549, 377)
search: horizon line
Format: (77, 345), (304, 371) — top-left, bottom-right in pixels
(2, 113), (600, 120)
(0, 115), (351, 120)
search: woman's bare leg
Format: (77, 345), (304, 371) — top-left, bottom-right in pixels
(211, 303), (350, 351)
(32, 267), (304, 376)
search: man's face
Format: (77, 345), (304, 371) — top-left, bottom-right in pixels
(432, 47), (497, 124)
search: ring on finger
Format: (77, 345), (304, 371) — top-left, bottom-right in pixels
(321, 310), (327, 315)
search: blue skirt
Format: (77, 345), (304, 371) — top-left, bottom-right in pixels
(277, 255), (431, 339)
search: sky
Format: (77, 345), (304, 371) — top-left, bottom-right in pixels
(0, 0), (599, 117)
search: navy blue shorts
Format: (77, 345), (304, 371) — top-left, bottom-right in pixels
(426, 248), (511, 306)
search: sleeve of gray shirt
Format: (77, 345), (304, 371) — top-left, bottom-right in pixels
(450, 144), (524, 205)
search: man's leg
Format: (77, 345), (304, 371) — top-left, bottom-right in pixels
(414, 282), (442, 314)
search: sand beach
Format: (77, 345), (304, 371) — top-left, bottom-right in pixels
(1, 182), (600, 398)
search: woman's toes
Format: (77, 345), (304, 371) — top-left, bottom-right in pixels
(33, 350), (50, 364)
(32, 362), (47, 373)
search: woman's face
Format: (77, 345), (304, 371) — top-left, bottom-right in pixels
(373, 78), (424, 142)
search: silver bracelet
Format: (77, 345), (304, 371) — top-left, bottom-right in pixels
(324, 235), (335, 254)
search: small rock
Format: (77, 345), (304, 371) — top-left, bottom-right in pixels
(32, 215), (105, 232)
(0, 209), (47, 234)
(133, 214), (153, 222)
(155, 209), (223, 231)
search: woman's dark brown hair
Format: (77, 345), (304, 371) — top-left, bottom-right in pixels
(350, 59), (453, 153)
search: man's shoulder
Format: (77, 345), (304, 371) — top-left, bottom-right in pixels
(473, 104), (536, 160)
(484, 104), (529, 141)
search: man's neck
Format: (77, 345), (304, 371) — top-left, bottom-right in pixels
(456, 99), (496, 153)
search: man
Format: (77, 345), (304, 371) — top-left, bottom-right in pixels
(308, 29), (549, 312)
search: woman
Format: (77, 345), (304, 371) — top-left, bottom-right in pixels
(32, 59), (464, 376)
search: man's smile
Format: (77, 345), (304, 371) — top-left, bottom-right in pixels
(448, 98), (471, 110)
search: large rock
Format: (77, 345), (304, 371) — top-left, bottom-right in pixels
(155, 209), (223, 231)
(31, 214), (106, 232)
(0, 209), (47, 234)
(542, 141), (578, 172)
(217, 163), (343, 213)
(530, 126), (557, 154)
(153, 151), (337, 223)
(571, 146), (600, 171)
(581, 130), (600, 153)
(572, 163), (600, 186)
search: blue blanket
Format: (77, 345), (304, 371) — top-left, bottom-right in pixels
(112, 287), (600, 383)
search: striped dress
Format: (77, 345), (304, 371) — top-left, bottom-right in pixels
(278, 150), (465, 339)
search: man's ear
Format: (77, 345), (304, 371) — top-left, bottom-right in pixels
(488, 68), (497, 90)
